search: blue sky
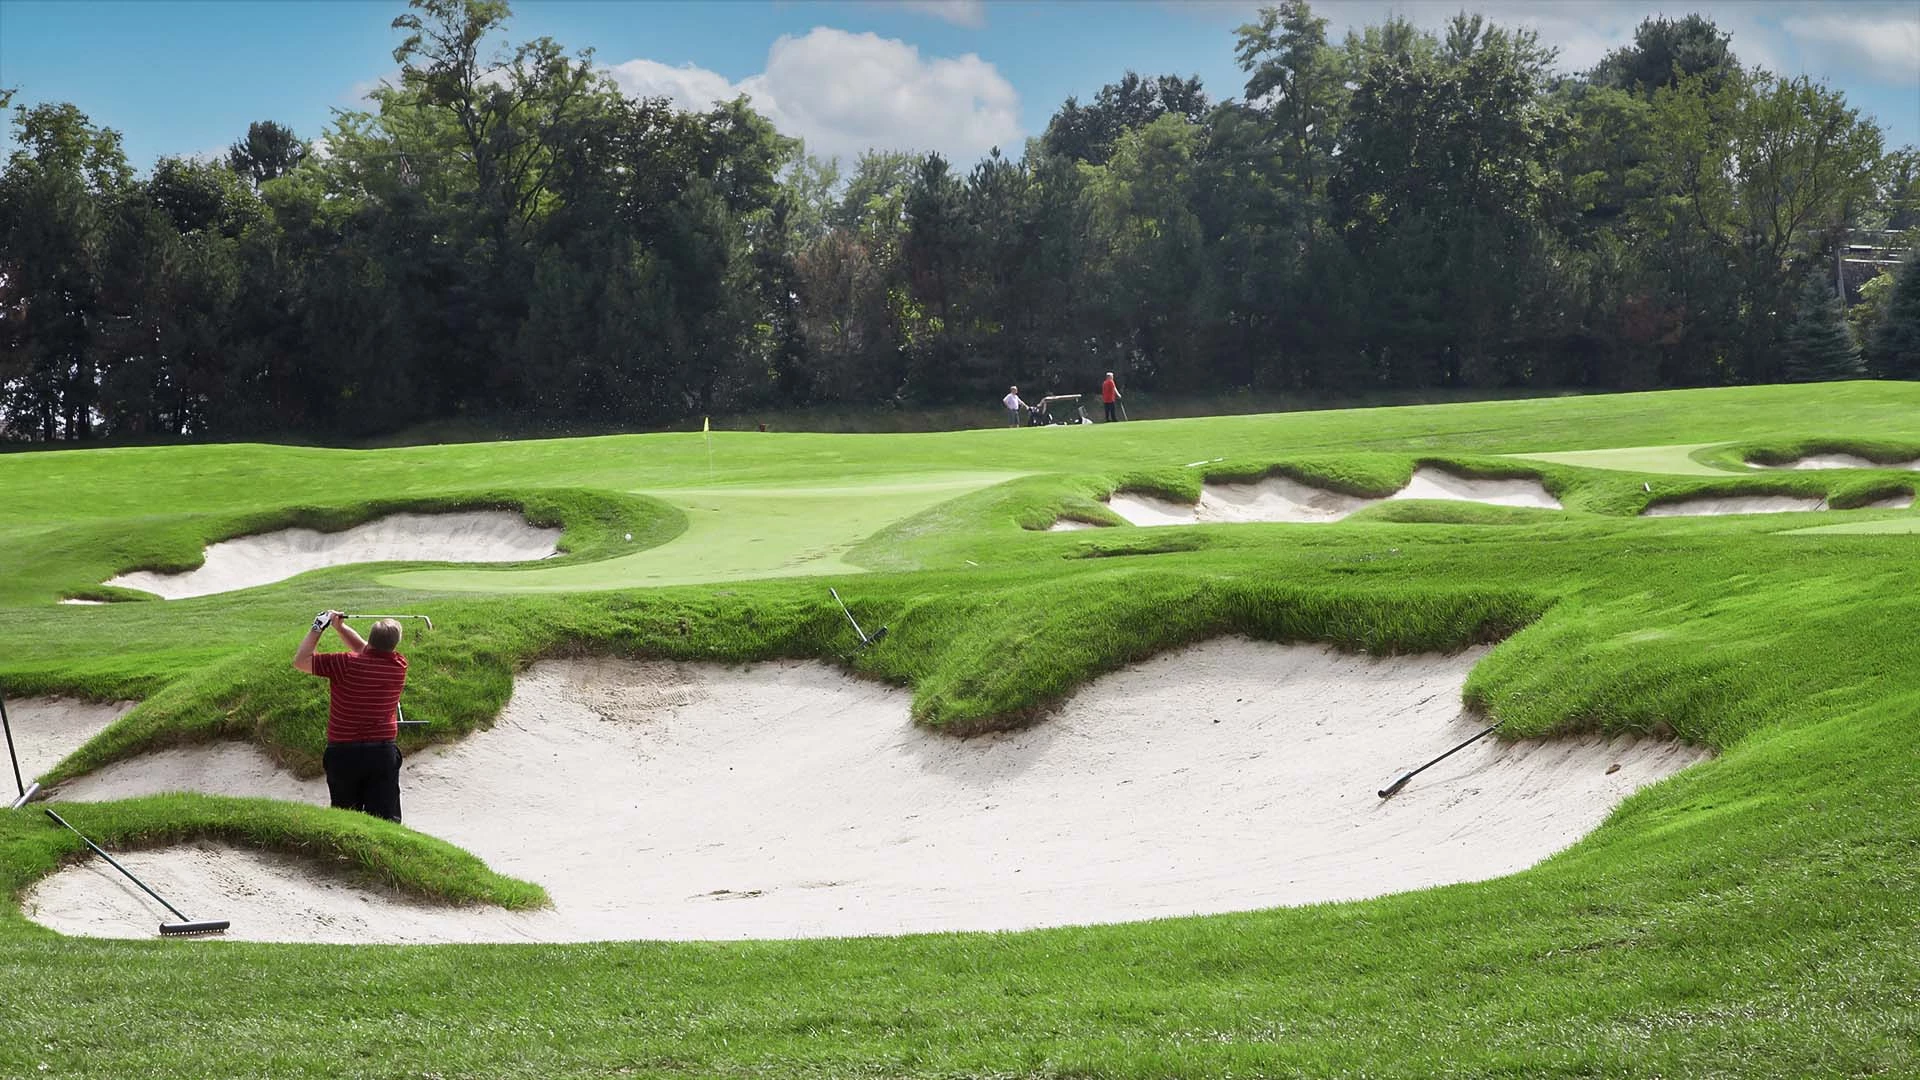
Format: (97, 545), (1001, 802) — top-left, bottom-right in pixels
(1, 0), (1915, 170)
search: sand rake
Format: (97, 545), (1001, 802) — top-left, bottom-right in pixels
(3, 689), (42, 810)
(1378, 721), (1502, 799)
(44, 809), (230, 936)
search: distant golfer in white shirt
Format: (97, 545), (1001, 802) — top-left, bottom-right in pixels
(1003, 386), (1026, 428)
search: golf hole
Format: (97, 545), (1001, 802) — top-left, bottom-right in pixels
(30, 640), (1708, 943)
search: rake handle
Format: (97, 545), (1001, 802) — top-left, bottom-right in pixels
(44, 809), (192, 922)
(1, 689), (23, 799)
(1377, 722), (1502, 799)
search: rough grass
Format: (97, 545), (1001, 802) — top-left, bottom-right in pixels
(4, 381), (1920, 1077)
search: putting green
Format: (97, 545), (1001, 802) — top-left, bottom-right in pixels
(1777, 517), (1920, 536)
(1506, 443), (1738, 475)
(383, 472), (1020, 591)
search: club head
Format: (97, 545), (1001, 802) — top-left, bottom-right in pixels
(8, 781), (41, 810)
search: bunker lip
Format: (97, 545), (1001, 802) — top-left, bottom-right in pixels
(31, 641), (1707, 943)
(1752, 453), (1920, 471)
(1642, 495), (1829, 517)
(105, 511), (563, 599)
(1106, 467), (1560, 526)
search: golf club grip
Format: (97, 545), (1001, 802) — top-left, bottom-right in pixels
(44, 809), (192, 922)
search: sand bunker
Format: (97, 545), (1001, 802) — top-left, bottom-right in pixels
(1046, 519), (1104, 532)
(106, 511), (562, 599)
(3, 697), (137, 781)
(1757, 453), (1920, 471)
(30, 642), (1707, 943)
(1106, 468), (1559, 526)
(1643, 495), (1829, 516)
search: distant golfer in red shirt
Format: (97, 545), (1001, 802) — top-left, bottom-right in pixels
(294, 611), (408, 822)
(1101, 371), (1122, 422)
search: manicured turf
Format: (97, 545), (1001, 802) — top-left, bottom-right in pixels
(386, 473), (1020, 591)
(4, 381), (1920, 1077)
(1506, 442), (1738, 475)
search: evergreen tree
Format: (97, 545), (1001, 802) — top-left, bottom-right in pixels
(1867, 256), (1920, 378)
(1780, 270), (1862, 382)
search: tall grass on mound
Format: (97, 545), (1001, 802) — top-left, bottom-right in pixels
(1729, 436), (1920, 468)
(3, 794), (545, 911)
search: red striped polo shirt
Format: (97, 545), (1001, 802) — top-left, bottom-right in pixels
(311, 650), (408, 743)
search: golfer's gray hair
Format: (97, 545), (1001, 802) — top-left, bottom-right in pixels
(368, 619), (403, 653)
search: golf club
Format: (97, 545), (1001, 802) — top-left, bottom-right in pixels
(344, 614), (433, 630)
(2, 689), (42, 810)
(1377, 721), (1502, 799)
(44, 808), (230, 936)
(829, 587), (888, 649)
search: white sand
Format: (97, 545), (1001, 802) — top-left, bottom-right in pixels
(1198, 475), (1379, 523)
(1386, 468), (1561, 509)
(1105, 467), (1559, 527)
(2, 697), (137, 781)
(1642, 495), (1828, 516)
(31, 642), (1708, 943)
(1106, 492), (1201, 526)
(1046, 519), (1105, 532)
(106, 511), (562, 599)
(58, 599), (107, 605)
(1757, 453), (1920, 471)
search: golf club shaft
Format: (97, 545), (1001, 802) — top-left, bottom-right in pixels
(1378, 722), (1501, 799)
(344, 614), (432, 628)
(828, 588), (870, 644)
(1, 690), (23, 798)
(44, 809), (192, 922)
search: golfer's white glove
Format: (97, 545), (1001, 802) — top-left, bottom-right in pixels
(311, 611), (334, 633)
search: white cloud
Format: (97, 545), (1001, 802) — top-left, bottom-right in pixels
(897, 1), (988, 28)
(607, 27), (1022, 164)
(1783, 12), (1920, 85)
(1206, 2), (1919, 85)
(345, 68), (401, 105)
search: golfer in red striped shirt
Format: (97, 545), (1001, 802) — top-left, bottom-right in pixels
(293, 611), (409, 821)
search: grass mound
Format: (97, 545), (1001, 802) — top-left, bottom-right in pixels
(8, 794), (546, 911)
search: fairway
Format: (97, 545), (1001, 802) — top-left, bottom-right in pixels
(6, 382), (1920, 1078)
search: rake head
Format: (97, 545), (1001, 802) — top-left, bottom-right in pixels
(160, 919), (230, 937)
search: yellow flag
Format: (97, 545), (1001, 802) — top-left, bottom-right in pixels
(703, 416), (710, 433)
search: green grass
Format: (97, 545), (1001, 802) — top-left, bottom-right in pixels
(5, 381), (1920, 1077)
(6, 794), (546, 910)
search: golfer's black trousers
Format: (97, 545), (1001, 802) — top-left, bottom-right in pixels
(1104, 402), (1118, 421)
(323, 741), (402, 822)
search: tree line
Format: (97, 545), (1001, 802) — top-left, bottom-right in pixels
(3, 0), (1918, 442)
